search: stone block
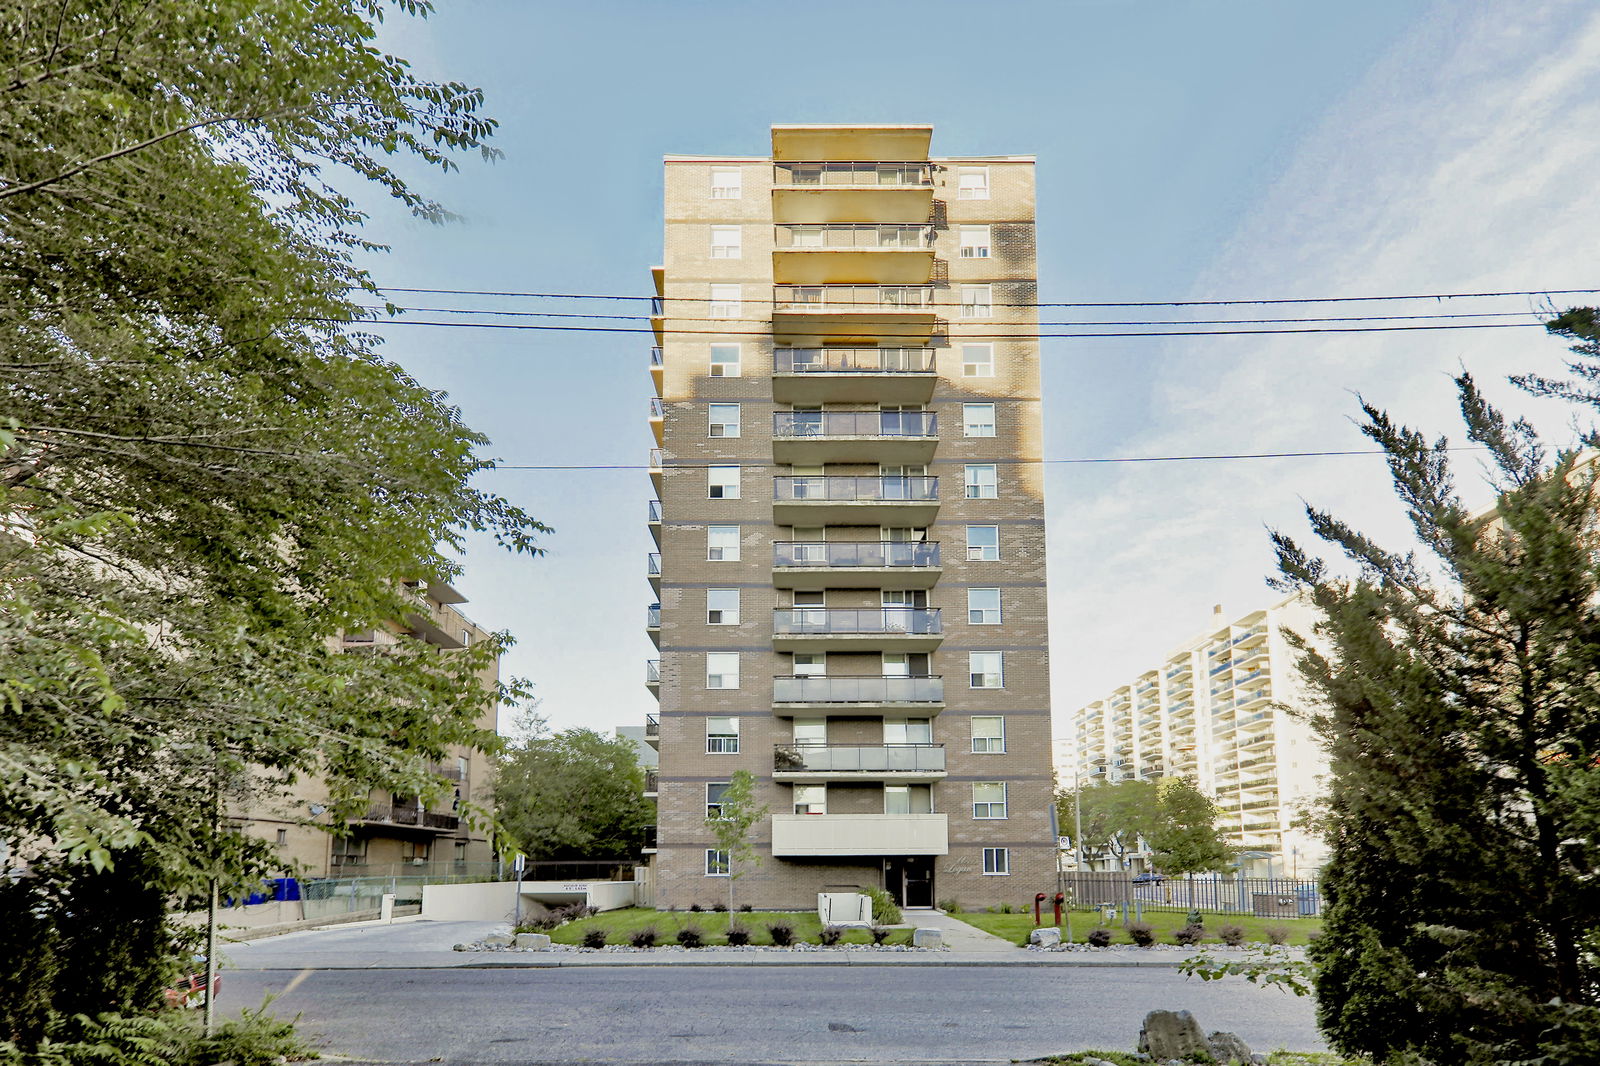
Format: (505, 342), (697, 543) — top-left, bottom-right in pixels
(1028, 927), (1061, 948)
(514, 932), (552, 950)
(1137, 1010), (1208, 1061)
(1207, 1031), (1254, 1065)
(912, 927), (942, 949)
(482, 932), (515, 948)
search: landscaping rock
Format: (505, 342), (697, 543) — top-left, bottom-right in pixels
(911, 927), (942, 948)
(1137, 1010), (1208, 1061)
(1028, 927), (1062, 948)
(1206, 1031), (1254, 1064)
(514, 932), (551, 950)
(482, 932), (515, 948)
(452, 943), (468, 951)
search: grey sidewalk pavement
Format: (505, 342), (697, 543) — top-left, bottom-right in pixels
(220, 913), (1303, 971)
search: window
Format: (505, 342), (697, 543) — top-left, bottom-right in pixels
(709, 403), (741, 438)
(792, 652), (826, 677)
(957, 166), (990, 200)
(707, 525), (740, 561)
(884, 718), (932, 744)
(707, 589), (739, 625)
(960, 284), (992, 318)
(709, 284), (741, 318)
(275, 828), (287, 846)
(972, 716), (1005, 754)
(710, 167), (741, 199)
(708, 465), (740, 499)
(705, 848), (730, 876)
(331, 836), (367, 867)
(401, 839), (430, 862)
(706, 782), (729, 818)
(885, 783), (933, 815)
(792, 717), (827, 745)
(963, 402), (996, 438)
(970, 651), (1004, 689)
(965, 464), (998, 499)
(958, 225), (991, 258)
(711, 225), (742, 259)
(793, 784), (826, 815)
(961, 343), (994, 377)
(973, 782), (1008, 819)
(968, 588), (1001, 625)
(707, 716), (740, 753)
(983, 847), (1010, 875)
(706, 652), (740, 690)
(709, 343), (741, 377)
(967, 525), (999, 561)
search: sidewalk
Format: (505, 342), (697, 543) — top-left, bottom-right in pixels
(220, 914), (1300, 971)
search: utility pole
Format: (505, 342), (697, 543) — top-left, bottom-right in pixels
(204, 772), (221, 1036)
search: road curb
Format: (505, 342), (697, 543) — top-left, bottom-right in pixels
(226, 956), (1202, 971)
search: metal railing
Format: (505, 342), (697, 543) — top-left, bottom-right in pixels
(646, 660), (660, 683)
(645, 713), (658, 737)
(774, 743), (945, 773)
(650, 346), (663, 366)
(1070, 874), (1323, 917)
(774, 347), (936, 374)
(774, 540), (940, 568)
(643, 770), (659, 793)
(774, 475), (938, 502)
(772, 161), (934, 187)
(647, 603), (660, 628)
(643, 825), (658, 849)
(773, 675), (944, 704)
(648, 447), (662, 468)
(774, 607), (941, 636)
(648, 499), (662, 521)
(649, 397), (663, 418)
(774, 223), (935, 249)
(358, 806), (458, 831)
(773, 410), (936, 438)
(773, 284), (935, 312)
(647, 553), (660, 575)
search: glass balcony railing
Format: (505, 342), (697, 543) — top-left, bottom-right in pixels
(773, 743), (945, 774)
(645, 660), (660, 683)
(773, 675), (944, 705)
(648, 448), (663, 468)
(773, 284), (935, 312)
(647, 553), (660, 575)
(645, 713), (658, 737)
(649, 397), (664, 418)
(774, 540), (940, 569)
(773, 410), (936, 439)
(774, 607), (941, 636)
(650, 347), (663, 367)
(643, 770), (659, 793)
(774, 224), (935, 250)
(773, 475), (937, 503)
(774, 347), (936, 374)
(647, 499), (662, 522)
(772, 161), (935, 187)
(647, 604), (660, 628)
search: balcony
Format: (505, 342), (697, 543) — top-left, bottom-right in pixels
(647, 499), (661, 546)
(772, 540), (941, 590)
(770, 812), (947, 858)
(648, 447), (663, 496)
(645, 659), (660, 695)
(644, 713), (659, 749)
(773, 475), (938, 526)
(772, 674), (944, 716)
(647, 552), (660, 596)
(649, 396), (664, 446)
(643, 770), (659, 798)
(646, 603), (660, 647)
(649, 346), (663, 395)
(772, 607), (942, 652)
(771, 284), (938, 340)
(772, 409), (937, 465)
(642, 824), (657, 854)
(353, 805), (459, 834)
(770, 161), (935, 226)
(773, 743), (946, 782)
(773, 224), (935, 285)
(772, 347), (937, 404)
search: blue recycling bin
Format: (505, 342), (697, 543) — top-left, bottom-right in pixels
(1296, 883), (1320, 916)
(270, 877), (301, 902)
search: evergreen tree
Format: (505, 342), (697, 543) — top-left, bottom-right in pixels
(1273, 348), (1600, 1061)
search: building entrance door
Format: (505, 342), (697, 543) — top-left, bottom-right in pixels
(885, 856), (935, 908)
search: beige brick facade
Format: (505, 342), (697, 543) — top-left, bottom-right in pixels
(647, 126), (1056, 911)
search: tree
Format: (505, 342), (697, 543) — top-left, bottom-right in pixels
(1148, 777), (1234, 876)
(0, 0), (546, 1046)
(1272, 343), (1600, 1062)
(1057, 779), (1159, 869)
(704, 770), (768, 925)
(495, 722), (653, 862)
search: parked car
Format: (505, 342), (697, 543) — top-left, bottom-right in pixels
(1131, 873), (1165, 885)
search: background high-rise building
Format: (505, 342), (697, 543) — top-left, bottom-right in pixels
(1064, 593), (1329, 878)
(643, 124), (1056, 909)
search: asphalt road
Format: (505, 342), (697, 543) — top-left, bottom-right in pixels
(220, 965), (1324, 1064)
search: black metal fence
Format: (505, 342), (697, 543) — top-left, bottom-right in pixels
(1063, 872), (1322, 918)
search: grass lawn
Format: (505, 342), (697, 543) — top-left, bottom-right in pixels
(540, 907), (913, 947)
(949, 907), (1322, 947)
(1040, 1053), (1353, 1066)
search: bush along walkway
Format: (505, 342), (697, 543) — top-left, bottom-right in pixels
(461, 906), (934, 952)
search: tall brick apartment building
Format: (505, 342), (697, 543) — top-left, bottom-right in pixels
(643, 124), (1056, 910)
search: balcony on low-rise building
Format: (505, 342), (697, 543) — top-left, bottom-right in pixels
(772, 674), (944, 716)
(772, 607), (942, 652)
(773, 475), (938, 526)
(769, 812), (947, 857)
(772, 743), (946, 782)
(771, 346), (937, 404)
(772, 409), (937, 465)
(353, 805), (459, 834)
(772, 539), (941, 589)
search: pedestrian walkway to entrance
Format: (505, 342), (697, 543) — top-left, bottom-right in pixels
(908, 908), (1020, 952)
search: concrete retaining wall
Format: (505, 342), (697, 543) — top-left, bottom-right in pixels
(421, 880), (521, 922)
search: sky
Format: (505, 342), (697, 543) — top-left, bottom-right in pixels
(345, 0), (1600, 739)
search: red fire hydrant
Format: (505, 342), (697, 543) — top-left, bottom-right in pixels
(1034, 892), (1047, 926)
(1053, 892), (1065, 927)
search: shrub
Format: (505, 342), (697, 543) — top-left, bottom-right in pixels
(997, 902), (1016, 914)
(738, 903), (753, 913)
(938, 898), (962, 913)
(1218, 924), (1246, 947)
(629, 926), (658, 949)
(1265, 924), (1290, 946)
(1087, 928), (1112, 948)
(581, 928), (608, 949)
(1127, 922), (1155, 947)
(863, 886), (902, 926)
(818, 925), (844, 946)
(712, 902), (727, 912)
(688, 903), (703, 913)
(725, 925), (751, 947)
(869, 926), (892, 945)
(1173, 923), (1206, 947)
(1186, 909), (1203, 927)
(675, 925), (704, 948)
(766, 921), (795, 947)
